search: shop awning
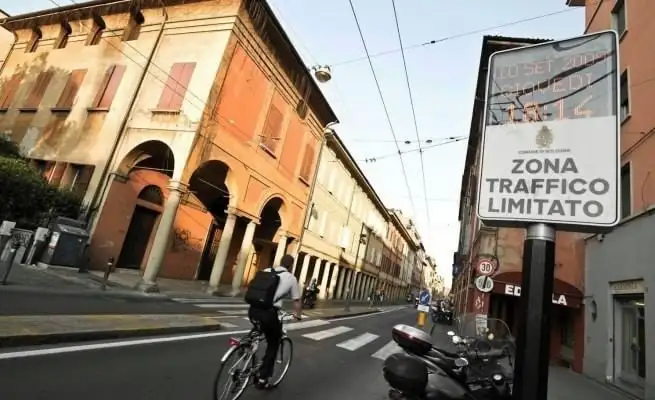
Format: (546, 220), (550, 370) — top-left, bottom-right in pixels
(491, 271), (583, 308)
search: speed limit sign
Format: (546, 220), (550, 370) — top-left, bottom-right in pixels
(476, 258), (496, 276)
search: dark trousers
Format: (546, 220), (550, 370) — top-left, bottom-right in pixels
(248, 307), (282, 379)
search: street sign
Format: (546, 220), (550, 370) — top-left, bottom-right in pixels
(474, 275), (494, 293)
(419, 290), (431, 305)
(476, 258), (497, 276)
(477, 30), (620, 232)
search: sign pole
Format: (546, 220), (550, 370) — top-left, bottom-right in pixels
(511, 223), (556, 400)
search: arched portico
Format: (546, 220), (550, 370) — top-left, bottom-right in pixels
(89, 140), (176, 279)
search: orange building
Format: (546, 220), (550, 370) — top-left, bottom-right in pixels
(453, 36), (586, 373)
(567, 1), (652, 396)
(0, 0), (337, 293)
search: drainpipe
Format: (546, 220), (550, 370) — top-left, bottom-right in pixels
(291, 120), (338, 271)
(85, 6), (169, 228)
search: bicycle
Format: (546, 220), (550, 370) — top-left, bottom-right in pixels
(213, 310), (296, 400)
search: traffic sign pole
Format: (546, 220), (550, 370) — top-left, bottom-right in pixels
(512, 223), (556, 400)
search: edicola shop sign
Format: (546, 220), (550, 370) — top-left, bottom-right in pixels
(476, 31), (620, 231)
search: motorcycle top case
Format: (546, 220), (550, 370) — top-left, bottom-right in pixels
(383, 353), (428, 396)
(392, 324), (433, 356)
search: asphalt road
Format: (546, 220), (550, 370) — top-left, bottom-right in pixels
(0, 306), (417, 400)
(0, 307), (629, 400)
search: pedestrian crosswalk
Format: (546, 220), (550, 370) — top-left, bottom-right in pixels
(277, 318), (406, 361)
(173, 296), (411, 360)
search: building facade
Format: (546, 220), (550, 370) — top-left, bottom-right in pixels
(453, 35), (586, 373)
(567, 0), (654, 397)
(298, 132), (388, 301)
(0, 0), (337, 293)
(0, 9), (11, 69)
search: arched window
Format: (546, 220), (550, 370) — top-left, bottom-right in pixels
(138, 185), (163, 205)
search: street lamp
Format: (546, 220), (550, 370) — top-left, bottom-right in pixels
(311, 65), (332, 83)
(345, 222), (368, 312)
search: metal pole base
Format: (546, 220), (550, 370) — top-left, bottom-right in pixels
(512, 223), (556, 400)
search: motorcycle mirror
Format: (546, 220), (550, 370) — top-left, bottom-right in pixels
(447, 331), (455, 336)
(452, 335), (462, 344)
(454, 357), (469, 368)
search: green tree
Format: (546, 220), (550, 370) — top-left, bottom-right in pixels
(0, 136), (82, 228)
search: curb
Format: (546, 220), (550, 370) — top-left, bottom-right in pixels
(0, 284), (171, 303)
(322, 308), (382, 319)
(0, 323), (222, 349)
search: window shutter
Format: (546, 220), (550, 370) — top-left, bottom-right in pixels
(157, 62), (196, 110)
(24, 71), (54, 108)
(261, 104), (283, 152)
(92, 65), (126, 108)
(57, 69), (88, 108)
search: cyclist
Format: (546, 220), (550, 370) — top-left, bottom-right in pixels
(244, 254), (302, 389)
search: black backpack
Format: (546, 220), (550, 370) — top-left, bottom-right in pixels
(244, 268), (283, 309)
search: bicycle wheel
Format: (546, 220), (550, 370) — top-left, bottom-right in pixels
(213, 344), (254, 400)
(270, 337), (293, 387)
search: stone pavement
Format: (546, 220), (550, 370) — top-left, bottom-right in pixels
(0, 314), (222, 348)
(548, 367), (637, 400)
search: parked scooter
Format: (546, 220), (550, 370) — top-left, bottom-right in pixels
(382, 315), (515, 399)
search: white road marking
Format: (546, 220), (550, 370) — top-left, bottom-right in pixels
(0, 330), (251, 360)
(218, 322), (238, 328)
(0, 307), (395, 360)
(336, 333), (379, 351)
(218, 310), (248, 315)
(328, 306), (404, 322)
(371, 340), (402, 360)
(302, 326), (353, 341)
(194, 304), (248, 309)
(285, 319), (330, 331)
(172, 298), (243, 305)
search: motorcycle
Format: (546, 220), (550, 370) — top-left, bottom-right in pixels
(302, 286), (318, 308)
(430, 304), (454, 326)
(382, 314), (515, 399)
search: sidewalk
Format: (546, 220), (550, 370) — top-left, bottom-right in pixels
(548, 367), (636, 400)
(0, 303), (396, 349)
(0, 314), (222, 348)
(2, 263), (407, 308)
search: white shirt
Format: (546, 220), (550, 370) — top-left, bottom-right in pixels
(263, 266), (301, 309)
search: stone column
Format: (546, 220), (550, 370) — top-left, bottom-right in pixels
(311, 257), (322, 281)
(273, 232), (288, 266)
(336, 268), (348, 300)
(318, 262), (331, 300)
(207, 211), (237, 294)
(363, 276), (371, 299)
(335, 267), (346, 299)
(328, 264), (339, 300)
(353, 271), (362, 300)
(231, 219), (257, 294)
(137, 180), (186, 292)
(298, 255), (311, 287)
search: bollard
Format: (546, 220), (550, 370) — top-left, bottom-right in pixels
(1, 241), (21, 285)
(100, 257), (115, 291)
(417, 311), (427, 328)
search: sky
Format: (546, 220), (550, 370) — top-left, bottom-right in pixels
(5, 0), (586, 288)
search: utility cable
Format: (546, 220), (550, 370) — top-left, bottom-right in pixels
(347, 0), (416, 217)
(355, 136), (467, 164)
(390, 0), (430, 226)
(331, 3), (596, 68)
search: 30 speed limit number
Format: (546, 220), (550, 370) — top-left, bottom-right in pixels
(476, 258), (496, 276)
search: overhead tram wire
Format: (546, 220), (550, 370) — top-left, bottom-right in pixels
(353, 136), (468, 164)
(347, 0), (416, 217)
(331, 4), (596, 68)
(390, 0), (430, 226)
